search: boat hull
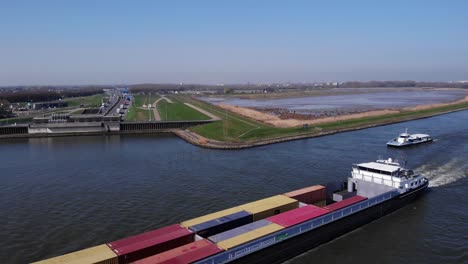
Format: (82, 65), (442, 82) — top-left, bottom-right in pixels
(229, 182), (429, 264)
(387, 138), (432, 147)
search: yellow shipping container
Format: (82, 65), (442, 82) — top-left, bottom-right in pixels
(239, 195), (299, 221)
(31, 244), (118, 264)
(283, 185), (325, 198)
(217, 223), (284, 250)
(181, 206), (243, 228)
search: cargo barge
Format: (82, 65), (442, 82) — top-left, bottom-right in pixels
(33, 158), (428, 264)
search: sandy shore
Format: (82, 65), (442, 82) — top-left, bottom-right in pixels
(218, 96), (468, 128)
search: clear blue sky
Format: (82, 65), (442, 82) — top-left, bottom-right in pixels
(1, 0), (467, 85)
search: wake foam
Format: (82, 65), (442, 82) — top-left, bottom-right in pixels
(415, 159), (468, 187)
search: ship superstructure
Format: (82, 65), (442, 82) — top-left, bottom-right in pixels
(349, 158), (427, 195)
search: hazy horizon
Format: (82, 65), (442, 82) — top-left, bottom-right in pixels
(1, 0), (467, 86)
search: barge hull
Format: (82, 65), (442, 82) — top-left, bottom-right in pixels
(228, 184), (428, 264)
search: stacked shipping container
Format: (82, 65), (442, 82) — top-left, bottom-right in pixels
(32, 244), (118, 264)
(267, 205), (330, 228)
(208, 219), (273, 243)
(181, 195), (298, 239)
(324, 195), (367, 211)
(238, 195), (299, 221)
(106, 224), (194, 263)
(33, 191), (371, 264)
(133, 239), (223, 264)
(283, 185), (326, 205)
(216, 223), (284, 250)
(181, 207), (244, 230)
(187, 210), (253, 238)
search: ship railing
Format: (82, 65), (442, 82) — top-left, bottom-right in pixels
(195, 190), (399, 264)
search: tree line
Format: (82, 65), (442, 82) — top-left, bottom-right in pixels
(129, 81), (468, 94)
(0, 86), (106, 103)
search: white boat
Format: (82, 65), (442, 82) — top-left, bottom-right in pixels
(387, 129), (432, 147)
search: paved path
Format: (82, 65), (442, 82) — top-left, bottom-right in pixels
(185, 102), (260, 137)
(152, 105), (161, 121)
(183, 103), (220, 120)
(151, 96), (173, 121)
(151, 99), (162, 121)
(161, 96), (173, 103)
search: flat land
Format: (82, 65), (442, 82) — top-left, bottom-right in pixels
(157, 97), (210, 121)
(179, 95), (468, 143)
(65, 94), (106, 107)
(217, 96), (468, 128)
(184, 103), (220, 120)
(126, 94), (160, 121)
(178, 96), (302, 141)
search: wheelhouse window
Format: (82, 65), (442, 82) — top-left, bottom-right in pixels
(357, 166), (392, 175)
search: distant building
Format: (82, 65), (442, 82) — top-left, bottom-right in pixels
(32, 101), (68, 110)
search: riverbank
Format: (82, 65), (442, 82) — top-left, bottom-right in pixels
(176, 97), (468, 149)
(1, 96), (467, 150)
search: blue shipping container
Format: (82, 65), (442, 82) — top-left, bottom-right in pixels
(189, 210), (253, 238)
(208, 219), (272, 243)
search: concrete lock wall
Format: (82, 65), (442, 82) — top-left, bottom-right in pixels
(28, 122), (106, 134)
(120, 120), (213, 131)
(105, 122), (120, 132)
(1, 120), (215, 138)
(0, 126), (29, 135)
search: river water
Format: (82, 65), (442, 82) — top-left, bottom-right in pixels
(2, 111), (467, 264)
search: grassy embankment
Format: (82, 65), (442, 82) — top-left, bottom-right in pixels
(65, 94), (105, 107)
(157, 97), (210, 121)
(179, 96), (468, 142)
(126, 94), (160, 121)
(0, 117), (34, 125)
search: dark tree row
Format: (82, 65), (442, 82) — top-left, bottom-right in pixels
(0, 86), (106, 103)
(129, 83), (207, 94)
(129, 81), (468, 94)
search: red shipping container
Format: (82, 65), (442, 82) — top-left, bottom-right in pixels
(266, 205), (330, 227)
(107, 224), (194, 263)
(133, 239), (223, 264)
(324, 195), (367, 211)
(283, 185), (326, 205)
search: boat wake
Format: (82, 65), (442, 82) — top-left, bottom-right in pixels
(415, 159), (468, 187)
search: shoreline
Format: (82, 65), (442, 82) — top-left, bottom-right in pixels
(175, 105), (468, 149)
(1, 99), (467, 149)
(1, 105), (466, 148)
